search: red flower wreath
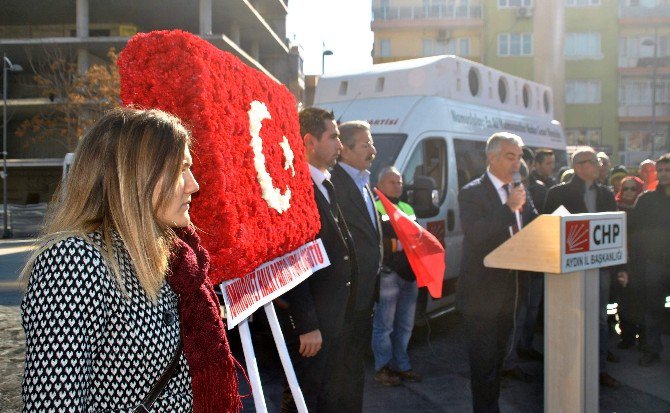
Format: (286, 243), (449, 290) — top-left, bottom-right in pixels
(118, 30), (320, 283)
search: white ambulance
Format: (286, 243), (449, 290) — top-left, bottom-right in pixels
(314, 55), (567, 317)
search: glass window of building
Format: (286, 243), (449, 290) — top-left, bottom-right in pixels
(423, 38), (469, 57)
(565, 128), (602, 147)
(459, 38), (470, 56)
(380, 39), (391, 57)
(566, 0), (601, 6)
(498, 0), (533, 7)
(565, 32), (602, 59)
(498, 33), (533, 56)
(565, 80), (602, 104)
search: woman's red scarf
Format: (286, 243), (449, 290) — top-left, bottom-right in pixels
(167, 226), (243, 413)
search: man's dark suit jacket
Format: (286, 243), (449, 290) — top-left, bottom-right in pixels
(279, 182), (357, 339)
(456, 173), (538, 319)
(331, 163), (383, 312)
(543, 174), (617, 215)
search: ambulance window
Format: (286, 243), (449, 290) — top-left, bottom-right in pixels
(403, 138), (448, 203)
(498, 76), (508, 103)
(369, 133), (407, 187)
(454, 139), (487, 189)
(468, 67), (480, 97)
(522, 84), (531, 108)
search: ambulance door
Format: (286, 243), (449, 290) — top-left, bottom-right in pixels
(400, 135), (454, 314)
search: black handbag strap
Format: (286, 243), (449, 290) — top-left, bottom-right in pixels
(133, 341), (184, 413)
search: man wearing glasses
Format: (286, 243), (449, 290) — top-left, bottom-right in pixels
(544, 147), (621, 388)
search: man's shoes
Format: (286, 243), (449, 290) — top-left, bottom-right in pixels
(599, 372), (620, 388)
(517, 347), (544, 362)
(501, 366), (533, 383)
(639, 351), (660, 367)
(607, 351), (620, 363)
(374, 367), (401, 387)
(392, 369), (422, 382)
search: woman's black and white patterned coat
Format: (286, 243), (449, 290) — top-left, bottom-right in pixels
(21, 232), (192, 412)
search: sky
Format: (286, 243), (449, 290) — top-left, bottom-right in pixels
(286, 0), (374, 76)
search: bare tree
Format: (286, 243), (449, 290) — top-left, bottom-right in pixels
(15, 47), (121, 152)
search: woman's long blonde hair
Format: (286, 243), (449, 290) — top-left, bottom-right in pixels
(22, 107), (191, 300)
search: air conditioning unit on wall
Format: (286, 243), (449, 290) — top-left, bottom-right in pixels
(516, 7), (533, 18)
(437, 29), (451, 43)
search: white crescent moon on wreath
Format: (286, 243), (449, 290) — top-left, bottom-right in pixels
(248, 100), (295, 214)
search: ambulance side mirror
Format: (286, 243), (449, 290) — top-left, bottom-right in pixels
(403, 175), (439, 218)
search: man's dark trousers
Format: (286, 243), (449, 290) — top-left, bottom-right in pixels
(463, 281), (516, 413)
(280, 334), (341, 413)
(325, 309), (373, 413)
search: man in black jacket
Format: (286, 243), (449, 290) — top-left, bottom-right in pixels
(544, 147), (621, 388)
(457, 132), (537, 413)
(278, 107), (357, 412)
(330, 120), (383, 413)
(630, 153), (670, 367)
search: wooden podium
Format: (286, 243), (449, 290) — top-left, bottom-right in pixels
(484, 210), (626, 413)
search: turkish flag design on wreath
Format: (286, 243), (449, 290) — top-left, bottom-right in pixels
(118, 30), (321, 284)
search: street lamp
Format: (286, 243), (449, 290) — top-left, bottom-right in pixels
(322, 49), (333, 75)
(642, 29), (658, 159)
(3, 53), (23, 239)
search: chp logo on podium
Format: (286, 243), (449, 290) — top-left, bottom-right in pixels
(119, 30), (325, 327)
(561, 213), (626, 272)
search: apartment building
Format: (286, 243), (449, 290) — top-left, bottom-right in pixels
(0, 0), (302, 204)
(371, 0), (670, 166)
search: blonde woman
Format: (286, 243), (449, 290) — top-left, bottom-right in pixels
(21, 108), (240, 412)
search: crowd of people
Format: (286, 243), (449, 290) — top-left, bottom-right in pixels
(18, 104), (669, 413)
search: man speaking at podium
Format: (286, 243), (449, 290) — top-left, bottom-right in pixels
(457, 132), (538, 413)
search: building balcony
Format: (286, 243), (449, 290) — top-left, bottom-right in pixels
(371, 5), (483, 29)
(618, 104), (670, 120)
(618, 3), (670, 23)
(618, 56), (670, 71)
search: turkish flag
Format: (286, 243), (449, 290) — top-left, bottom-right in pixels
(375, 189), (444, 298)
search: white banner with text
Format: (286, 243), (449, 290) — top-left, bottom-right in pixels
(220, 239), (330, 329)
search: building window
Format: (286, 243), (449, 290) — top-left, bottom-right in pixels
(565, 32), (602, 59)
(459, 38), (470, 56)
(380, 39), (391, 57)
(423, 38), (470, 57)
(498, 0), (533, 7)
(565, 0), (601, 6)
(565, 128), (601, 146)
(619, 34), (670, 67)
(565, 80), (602, 104)
(619, 79), (670, 105)
(498, 33), (533, 56)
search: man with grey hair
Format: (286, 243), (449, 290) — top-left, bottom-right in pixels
(329, 120), (383, 412)
(371, 166), (422, 386)
(457, 132), (538, 412)
(544, 146), (620, 388)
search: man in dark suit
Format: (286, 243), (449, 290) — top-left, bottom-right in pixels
(544, 147), (621, 389)
(329, 120), (383, 413)
(278, 107), (357, 412)
(457, 132), (537, 413)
